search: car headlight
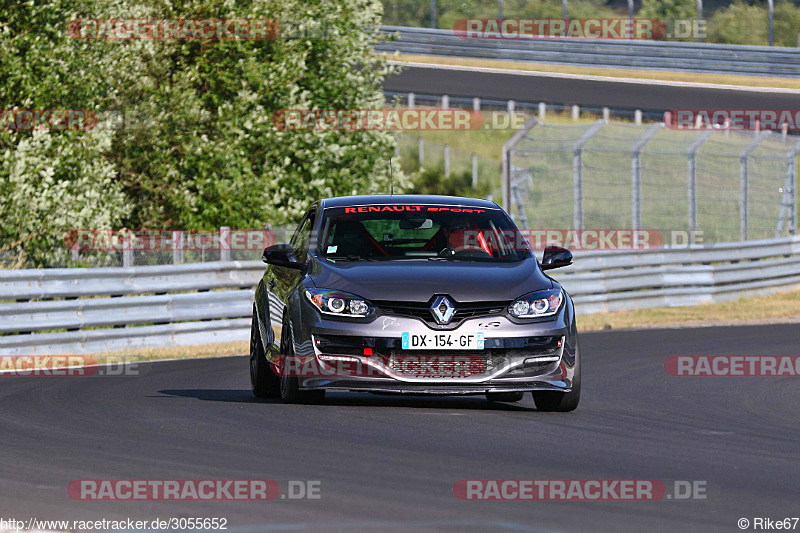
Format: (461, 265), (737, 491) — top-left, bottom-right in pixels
(509, 288), (563, 318)
(305, 289), (374, 318)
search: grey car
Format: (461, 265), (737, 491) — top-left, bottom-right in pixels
(250, 194), (580, 411)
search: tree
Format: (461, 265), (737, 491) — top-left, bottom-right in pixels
(1, 0), (405, 266)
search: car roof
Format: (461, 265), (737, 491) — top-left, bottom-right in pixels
(319, 194), (501, 210)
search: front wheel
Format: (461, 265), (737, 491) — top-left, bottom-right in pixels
(250, 308), (279, 398)
(279, 320), (325, 405)
(532, 348), (580, 412)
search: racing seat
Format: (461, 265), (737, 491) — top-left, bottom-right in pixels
(447, 229), (493, 256)
(330, 220), (389, 257)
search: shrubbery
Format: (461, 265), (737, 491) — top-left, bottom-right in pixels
(1, 0), (404, 267)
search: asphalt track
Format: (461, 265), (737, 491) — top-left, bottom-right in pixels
(1, 323), (799, 532)
(383, 63), (800, 112)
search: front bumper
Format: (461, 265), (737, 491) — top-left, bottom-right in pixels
(288, 301), (578, 395)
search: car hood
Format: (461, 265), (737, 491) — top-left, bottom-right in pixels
(308, 257), (552, 302)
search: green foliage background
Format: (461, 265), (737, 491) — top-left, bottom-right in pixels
(1, 0), (406, 266)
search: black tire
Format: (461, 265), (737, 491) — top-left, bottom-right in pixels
(532, 349), (581, 412)
(250, 308), (279, 398)
(279, 320), (325, 405)
(486, 391), (524, 402)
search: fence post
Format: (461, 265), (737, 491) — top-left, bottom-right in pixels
(444, 144), (450, 177)
(634, 109), (642, 125)
(538, 102), (546, 121)
(697, 0), (704, 43)
(441, 94), (449, 109)
(687, 131), (712, 233)
(418, 136), (424, 167)
(631, 124), (662, 230)
(122, 235), (133, 268)
(573, 120), (605, 230)
(173, 230), (184, 264)
(739, 133), (767, 241)
(768, 0), (774, 46)
(507, 100), (515, 116)
(786, 143), (800, 236)
(473, 97), (481, 111)
(408, 92), (415, 109)
(472, 153), (478, 189)
(220, 226), (231, 261)
(502, 115), (540, 213)
(602, 107), (610, 121)
(571, 105), (579, 120)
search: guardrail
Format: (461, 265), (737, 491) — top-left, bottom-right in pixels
(0, 261), (264, 356)
(378, 26), (800, 77)
(2, 236), (799, 354)
(558, 236), (800, 314)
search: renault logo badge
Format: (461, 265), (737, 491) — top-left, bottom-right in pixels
(430, 296), (455, 325)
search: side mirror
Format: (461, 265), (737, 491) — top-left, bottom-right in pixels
(541, 245), (573, 271)
(262, 244), (303, 269)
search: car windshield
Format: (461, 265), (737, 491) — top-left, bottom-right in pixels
(317, 204), (531, 262)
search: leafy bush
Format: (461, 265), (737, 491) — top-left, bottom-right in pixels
(410, 166), (493, 199)
(1, 0), (405, 266)
(638, 0), (696, 21)
(708, 0), (800, 46)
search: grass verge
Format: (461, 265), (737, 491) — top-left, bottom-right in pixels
(392, 53), (800, 90)
(89, 341), (248, 365)
(578, 287), (800, 331)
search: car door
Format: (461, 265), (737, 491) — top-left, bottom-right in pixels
(266, 207), (316, 344)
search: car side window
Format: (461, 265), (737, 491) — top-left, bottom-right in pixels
(291, 210), (316, 262)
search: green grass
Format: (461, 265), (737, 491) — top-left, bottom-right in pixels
(578, 287), (800, 331)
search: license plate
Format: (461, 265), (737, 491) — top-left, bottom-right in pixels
(401, 332), (484, 350)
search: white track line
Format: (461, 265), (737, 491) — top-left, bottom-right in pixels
(389, 60), (800, 95)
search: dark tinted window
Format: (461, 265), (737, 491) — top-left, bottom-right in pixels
(317, 204), (530, 262)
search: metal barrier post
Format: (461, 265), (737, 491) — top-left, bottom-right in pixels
(220, 226), (231, 261)
(472, 153), (478, 189)
(502, 115), (540, 212)
(687, 131), (712, 232)
(631, 124), (662, 230)
(573, 121), (605, 230)
(173, 230), (184, 264)
(740, 133), (767, 241)
(122, 236), (133, 268)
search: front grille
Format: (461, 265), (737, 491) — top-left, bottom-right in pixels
(373, 299), (509, 326)
(384, 353), (494, 377)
